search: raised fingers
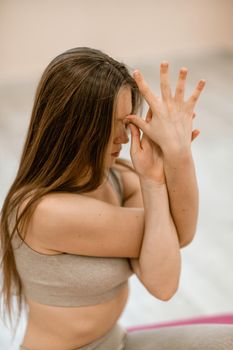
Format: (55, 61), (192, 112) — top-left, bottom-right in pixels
(174, 67), (188, 103)
(133, 70), (160, 115)
(160, 61), (172, 102)
(186, 79), (206, 111)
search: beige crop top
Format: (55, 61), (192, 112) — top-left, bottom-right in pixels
(12, 168), (133, 307)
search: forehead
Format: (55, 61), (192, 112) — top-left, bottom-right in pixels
(115, 86), (132, 120)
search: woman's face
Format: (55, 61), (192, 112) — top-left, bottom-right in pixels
(106, 85), (133, 167)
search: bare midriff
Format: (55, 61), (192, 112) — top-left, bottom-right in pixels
(22, 283), (128, 349)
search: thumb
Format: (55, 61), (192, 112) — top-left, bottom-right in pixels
(129, 123), (141, 155)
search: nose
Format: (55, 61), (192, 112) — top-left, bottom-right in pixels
(114, 125), (129, 144)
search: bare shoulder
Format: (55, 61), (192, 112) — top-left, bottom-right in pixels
(113, 158), (143, 208)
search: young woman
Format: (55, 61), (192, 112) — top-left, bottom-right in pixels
(1, 47), (232, 349)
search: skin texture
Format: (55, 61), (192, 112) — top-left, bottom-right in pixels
(20, 65), (206, 349)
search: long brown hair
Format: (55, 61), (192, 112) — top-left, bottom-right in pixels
(0, 47), (143, 331)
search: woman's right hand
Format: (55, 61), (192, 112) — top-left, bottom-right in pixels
(125, 62), (206, 157)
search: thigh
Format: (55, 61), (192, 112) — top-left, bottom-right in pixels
(84, 323), (126, 350)
(19, 324), (126, 350)
(124, 324), (233, 350)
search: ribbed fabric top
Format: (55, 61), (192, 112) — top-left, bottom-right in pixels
(12, 168), (133, 307)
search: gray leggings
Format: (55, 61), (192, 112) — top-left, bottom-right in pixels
(20, 322), (233, 350)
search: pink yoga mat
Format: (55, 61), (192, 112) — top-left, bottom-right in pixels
(127, 314), (233, 332)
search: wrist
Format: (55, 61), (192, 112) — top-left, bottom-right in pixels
(162, 145), (192, 162)
(139, 176), (167, 191)
(139, 177), (169, 210)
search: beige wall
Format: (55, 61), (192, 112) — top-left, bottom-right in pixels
(1, 0), (233, 81)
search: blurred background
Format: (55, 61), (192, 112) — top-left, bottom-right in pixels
(0, 0), (233, 348)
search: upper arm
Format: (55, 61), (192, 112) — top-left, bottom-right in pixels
(31, 192), (144, 258)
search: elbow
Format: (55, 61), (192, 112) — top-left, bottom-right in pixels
(179, 238), (192, 248)
(158, 287), (178, 301)
(178, 231), (196, 248)
(179, 237), (194, 248)
(146, 283), (179, 301)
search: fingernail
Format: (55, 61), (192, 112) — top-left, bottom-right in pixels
(133, 70), (140, 77)
(180, 67), (188, 75)
(161, 61), (169, 67)
(199, 79), (206, 86)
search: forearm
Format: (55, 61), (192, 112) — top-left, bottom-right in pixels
(163, 147), (199, 247)
(133, 178), (181, 300)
